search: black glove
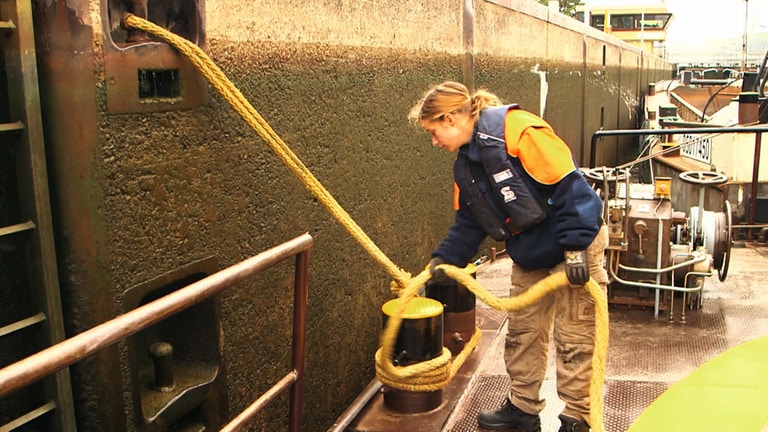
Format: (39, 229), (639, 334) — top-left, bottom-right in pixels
(564, 250), (590, 286)
(428, 256), (448, 283)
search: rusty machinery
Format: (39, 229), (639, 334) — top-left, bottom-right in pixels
(584, 167), (732, 321)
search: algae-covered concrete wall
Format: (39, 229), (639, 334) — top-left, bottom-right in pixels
(29, 0), (672, 430)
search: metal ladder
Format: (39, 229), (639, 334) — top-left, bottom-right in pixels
(0, 0), (76, 430)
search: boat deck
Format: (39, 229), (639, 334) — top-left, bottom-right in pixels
(445, 240), (768, 432)
(344, 240), (768, 432)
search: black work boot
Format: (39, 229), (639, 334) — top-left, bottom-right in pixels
(557, 414), (590, 432)
(477, 399), (541, 431)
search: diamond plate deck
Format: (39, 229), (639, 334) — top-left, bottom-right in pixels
(336, 241), (768, 432)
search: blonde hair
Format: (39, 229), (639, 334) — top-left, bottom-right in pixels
(407, 81), (503, 124)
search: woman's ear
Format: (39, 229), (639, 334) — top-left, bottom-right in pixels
(443, 112), (455, 127)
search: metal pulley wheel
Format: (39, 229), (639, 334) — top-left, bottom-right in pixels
(713, 200), (732, 281)
(583, 166), (630, 182)
(689, 201), (732, 281)
(678, 170), (729, 185)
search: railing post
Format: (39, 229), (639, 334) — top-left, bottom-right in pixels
(289, 250), (310, 432)
(748, 132), (762, 240)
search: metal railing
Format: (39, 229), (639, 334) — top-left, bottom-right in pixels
(0, 233), (313, 432)
(588, 125), (768, 169)
(589, 125), (768, 233)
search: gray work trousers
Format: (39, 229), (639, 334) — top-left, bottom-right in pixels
(505, 225), (609, 423)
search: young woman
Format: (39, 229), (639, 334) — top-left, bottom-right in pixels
(408, 81), (608, 432)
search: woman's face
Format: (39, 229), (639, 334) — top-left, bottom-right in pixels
(420, 112), (474, 153)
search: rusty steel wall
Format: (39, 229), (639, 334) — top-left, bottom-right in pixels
(26, 0), (672, 431)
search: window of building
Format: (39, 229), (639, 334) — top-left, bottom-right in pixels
(608, 13), (671, 31)
(638, 14), (671, 29)
(591, 14), (605, 31)
(610, 14), (634, 30)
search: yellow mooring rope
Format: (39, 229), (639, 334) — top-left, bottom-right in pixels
(122, 15), (608, 432)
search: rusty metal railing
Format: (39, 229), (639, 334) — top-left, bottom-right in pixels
(589, 125), (768, 236)
(588, 125), (768, 169)
(0, 233), (313, 432)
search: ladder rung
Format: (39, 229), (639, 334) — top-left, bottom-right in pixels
(0, 221), (36, 237)
(0, 313), (46, 338)
(0, 20), (16, 30)
(0, 121), (24, 134)
(0, 401), (56, 432)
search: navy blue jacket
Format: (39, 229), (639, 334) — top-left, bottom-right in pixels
(432, 106), (602, 270)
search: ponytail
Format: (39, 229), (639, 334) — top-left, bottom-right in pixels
(469, 89), (503, 121)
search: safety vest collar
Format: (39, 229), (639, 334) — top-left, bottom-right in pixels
(467, 104), (520, 161)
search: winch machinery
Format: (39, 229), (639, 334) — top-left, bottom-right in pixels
(584, 167), (732, 320)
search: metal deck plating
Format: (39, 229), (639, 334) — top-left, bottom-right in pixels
(339, 240), (768, 432)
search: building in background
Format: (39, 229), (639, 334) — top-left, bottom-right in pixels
(574, 0), (768, 69)
(575, 2), (672, 58)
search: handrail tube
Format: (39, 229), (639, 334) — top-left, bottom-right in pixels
(0, 401), (57, 431)
(689, 78), (732, 86)
(659, 119), (728, 128)
(0, 312), (46, 338)
(749, 132), (762, 236)
(326, 379), (384, 432)
(608, 264), (712, 293)
(0, 220), (36, 237)
(0, 120), (24, 133)
(0, 233), (313, 398)
(684, 272), (712, 289)
(654, 219), (663, 319)
(617, 254), (708, 274)
(220, 370), (299, 432)
(589, 125), (768, 168)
